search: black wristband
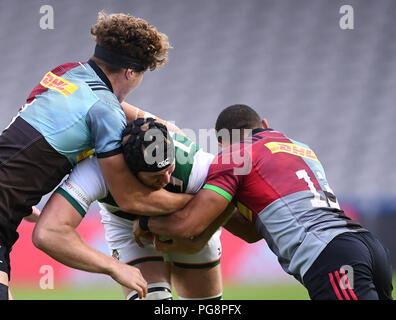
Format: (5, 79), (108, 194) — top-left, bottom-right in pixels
(139, 216), (150, 231)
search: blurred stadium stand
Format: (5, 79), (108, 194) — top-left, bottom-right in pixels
(1, 0), (395, 285)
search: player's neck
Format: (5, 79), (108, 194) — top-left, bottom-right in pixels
(106, 74), (130, 102)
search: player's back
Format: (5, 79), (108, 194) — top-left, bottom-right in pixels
(252, 130), (365, 274)
(18, 60), (125, 165)
(0, 59), (126, 247)
(207, 128), (367, 280)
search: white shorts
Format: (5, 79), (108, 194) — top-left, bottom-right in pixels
(104, 219), (222, 269)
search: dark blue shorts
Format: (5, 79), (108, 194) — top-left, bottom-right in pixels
(303, 232), (393, 300)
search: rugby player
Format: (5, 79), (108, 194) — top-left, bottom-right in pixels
(137, 104), (394, 300)
(0, 12), (192, 300)
(33, 117), (230, 300)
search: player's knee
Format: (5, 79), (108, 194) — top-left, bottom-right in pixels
(126, 282), (172, 300)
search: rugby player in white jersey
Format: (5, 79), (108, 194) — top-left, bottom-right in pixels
(33, 107), (229, 300)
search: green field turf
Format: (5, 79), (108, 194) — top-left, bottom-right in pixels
(10, 283), (310, 300)
(11, 277), (396, 300)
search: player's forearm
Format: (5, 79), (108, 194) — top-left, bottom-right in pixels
(148, 189), (229, 238)
(148, 208), (208, 239)
(100, 154), (193, 215)
(33, 226), (116, 276)
(195, 203), (235, 242)
(119, 189), (193, 215)
(178, 203), (236, 252)
(148, 214), (188, 238)
(223, 210), (263, 243)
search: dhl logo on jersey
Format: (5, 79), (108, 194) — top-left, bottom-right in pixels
(264, 142), (319, 162)
(40, 71), (78, 97)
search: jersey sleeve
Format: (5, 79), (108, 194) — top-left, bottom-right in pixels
(85, 100), (126, 158)
(56, 157), (108, 217)
(185, 149), (215, 194)
(202, 147), (247, 202)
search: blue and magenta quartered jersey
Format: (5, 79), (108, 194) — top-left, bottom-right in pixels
(18, 60), (126, 165)
(203, 128), (366, 281)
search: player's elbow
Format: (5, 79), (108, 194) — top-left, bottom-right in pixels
(32, 223), (61, 253)
(32, 225), (51, 251)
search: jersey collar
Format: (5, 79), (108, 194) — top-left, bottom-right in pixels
(250, 128), (273, 136)
(87, 59), (114, 93)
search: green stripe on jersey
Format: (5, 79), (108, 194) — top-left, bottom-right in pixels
(203, 184), (233, 202)
(56, 187), (87, 217)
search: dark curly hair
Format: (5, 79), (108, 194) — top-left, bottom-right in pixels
(91, 11), (171, 72)
(121, 118), (175, 174)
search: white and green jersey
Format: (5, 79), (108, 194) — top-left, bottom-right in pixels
(56, 131), (215, 222)
(57, 132), (221, 267)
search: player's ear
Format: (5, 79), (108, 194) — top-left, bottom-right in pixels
(261, 118), (269, 129)
(125, 68), (134, 80)
(217, 136), (223, 148)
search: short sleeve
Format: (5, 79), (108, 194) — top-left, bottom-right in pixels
(85, 100), (126, 158)
(202, 146), (247, 202)
(56, 157), (108, 217)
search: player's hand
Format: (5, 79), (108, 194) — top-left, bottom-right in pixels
(133, 220), (153, 248)
(109, 260), (148, 299)
(23, 206), (41, 223)
(153, 234), (204, 254)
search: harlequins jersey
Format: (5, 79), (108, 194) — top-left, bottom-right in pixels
(0, 60), (126, 248)
(19, 60), (126, 165)
(204, 128), (366, 280)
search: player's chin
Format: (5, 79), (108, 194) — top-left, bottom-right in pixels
(151, 184), (164, 190)
(157, 182), (169, 190)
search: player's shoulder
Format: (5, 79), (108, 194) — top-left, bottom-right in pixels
(85, 93), (125, 126)
(194, 148), (215, 163)
(88, 84), (120, 109)
(64, 61), (120, 107)
(171, 132), (201, 155)
(171, 131), (194, 144)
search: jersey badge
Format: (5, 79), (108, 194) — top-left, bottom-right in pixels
(112, 249), (120, 261)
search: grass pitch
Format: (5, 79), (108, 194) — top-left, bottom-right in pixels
(11, 277), (395, 300)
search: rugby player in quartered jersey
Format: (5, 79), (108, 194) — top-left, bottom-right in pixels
(144, 104), (393, 300)
(0, 12), (185, 300)
(0, 60), (125, 249)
